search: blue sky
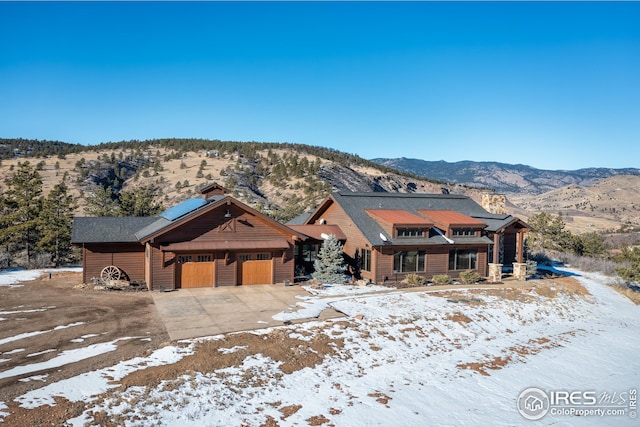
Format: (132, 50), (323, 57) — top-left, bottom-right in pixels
(1, 2), (639, 170)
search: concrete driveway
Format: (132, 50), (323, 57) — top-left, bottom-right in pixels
(151, 284), (342, 340)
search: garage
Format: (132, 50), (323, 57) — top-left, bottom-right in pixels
(239, 253), (272, 285)
(74, 192), (307, 290)
(176, 254), (215, 288)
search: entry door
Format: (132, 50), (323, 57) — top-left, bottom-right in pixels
(177, 254), (214, 288)
(238, 253), (272, 285)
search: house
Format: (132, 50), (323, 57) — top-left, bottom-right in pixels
(72, 188), (307, 290)
(293, 191), (529, 283)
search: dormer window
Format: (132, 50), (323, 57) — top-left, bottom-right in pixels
(397, 228), (425, 238)
(452, 228), (477, 237)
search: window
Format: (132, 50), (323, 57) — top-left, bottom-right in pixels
(256, 253), (271, 260)
(360, 249), (372, 272)
(452, 229), (477, 237)
(393, 250), (426, 273)
(449, 249), (477, 270)
(178, 255), (192, 264)
(197, 254), (212, 262)
(296, 244), (320, 262)
(397, 228), (425, 237)
(238, 254), (252, 262)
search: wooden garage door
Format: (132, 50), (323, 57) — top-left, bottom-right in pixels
(239, 254), (272, 285)
(177, 255), (214, 288)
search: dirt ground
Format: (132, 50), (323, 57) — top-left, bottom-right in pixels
(0, 272), (591, 426)
(0, 272), (170, 408)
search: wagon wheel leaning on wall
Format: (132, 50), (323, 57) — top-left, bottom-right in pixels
(100, 265), (121, 282)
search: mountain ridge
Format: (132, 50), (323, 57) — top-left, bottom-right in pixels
(371, 157), (640, 195)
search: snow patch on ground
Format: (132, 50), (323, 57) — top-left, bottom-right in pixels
(70, 333), (101, 343)
(0, 322), (85, 346)
(3, 266), (639, 426)
(0, 267), (82, 288)
(303, 283), (393, 296)
(15, 343), (196, 410)
(0, 401), (8, 419)
(18, 374), (49, 383)
(0, 338), (141, 380)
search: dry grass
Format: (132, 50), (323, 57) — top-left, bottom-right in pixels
(279, 405), (302, 420)
(306, 414), (330, 426)
(609, 283), (640, 304)
(367, 391), (393, 406)
(446, 312), (473, 324)
(457, 332), (572, 377)
(117, 328), (344, 391)
(534, 276), (590, 299)
(458, 356), (511, 376)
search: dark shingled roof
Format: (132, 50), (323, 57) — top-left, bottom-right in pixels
(72, 217), (159, 244)
(322, 192), (515, 246)
(286, 211), (313, 225)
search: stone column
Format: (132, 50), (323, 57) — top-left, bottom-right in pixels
(513, 262), (527, 281)
(488, 263), (502, 283)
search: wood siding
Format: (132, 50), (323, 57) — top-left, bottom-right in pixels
(157, 206), (292, 244)
(83, 243), (144, 283)
(375, 244), (488, 282)
(152, 205), (297, 287)
(273, 248), (295, 284)
(215, 253), (237, 286)
(311, 201), (374, 280)
(148, 245), (175, 291)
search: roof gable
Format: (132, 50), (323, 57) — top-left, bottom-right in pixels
(137, 195), (307, 243)
(199, 182), (230, 197)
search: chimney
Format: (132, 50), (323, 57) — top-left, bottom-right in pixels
(482, 193), (506, 215)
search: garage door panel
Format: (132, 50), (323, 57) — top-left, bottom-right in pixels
(241, 260), (272, 285)
(180, 262), (214, 288)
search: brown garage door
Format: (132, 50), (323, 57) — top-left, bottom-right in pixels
(240, 259), (272, 285)
(177, 255), (214, 288)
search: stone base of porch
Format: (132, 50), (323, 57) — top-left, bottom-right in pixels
(488, 263), (503, 283)
(513, 262), (527, 281)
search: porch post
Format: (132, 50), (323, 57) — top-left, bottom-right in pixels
(517, 230), (524, 263)
(493, 232), (500, 263)
(488, 232), (503, 282)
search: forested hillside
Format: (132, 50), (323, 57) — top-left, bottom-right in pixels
(0, 138), (476, 268)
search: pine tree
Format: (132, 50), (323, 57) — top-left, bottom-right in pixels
(0, 161), (43, 265)
(119, 185), (163, 216)
(312, 235), (347, 284)
(84, 186), (119, 216)
(37, 181), (77, 267)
